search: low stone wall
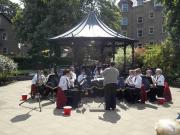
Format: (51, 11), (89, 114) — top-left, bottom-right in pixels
(0, 75), (33, 86)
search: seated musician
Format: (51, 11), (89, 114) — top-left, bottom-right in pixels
(69, 66), (77, 88)
(145, 69), (157, 102)
(44, 68), (60, 97)
(133, 68), (142, 100)
(31, 70), (46, 98)
(125, 69), (136, 87)
(58, 69), (80, 108)
(154, 68), (165, 98)
(77, 69), (89, 95)
(125, 68), (142, 103)
(77, 69), (87, 85)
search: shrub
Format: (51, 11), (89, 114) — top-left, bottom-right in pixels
(137, 39), (179, 84)
(13, 56), (72, 70)
(0, 55), (17, 84)
(0, 55), (17, 74)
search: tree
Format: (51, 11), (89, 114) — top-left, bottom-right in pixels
(159, 0), (180, 77)
(0, 0), (20, 19)
(13, 0), (121, 57)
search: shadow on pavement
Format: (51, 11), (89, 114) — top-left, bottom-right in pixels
(98, 110), (121, 123)
(10, 108), (34, 123)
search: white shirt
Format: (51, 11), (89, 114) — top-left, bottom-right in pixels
(155, 75), (165, 86)
(32, 74), (37, 84)
(32, 74), (46, 85)
(125, 75), (135, 86)
(58, 75), (70, 91)
(77, 74), (87, 83)
(70, 72), (76, 87)
(134, 75), (142, 88)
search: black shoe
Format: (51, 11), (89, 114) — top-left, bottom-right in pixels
(105, 108), (110, 110)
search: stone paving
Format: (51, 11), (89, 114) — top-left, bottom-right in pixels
(0, 80), (180, 135)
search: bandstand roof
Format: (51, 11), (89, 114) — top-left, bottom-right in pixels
(49, 11), (137, 44)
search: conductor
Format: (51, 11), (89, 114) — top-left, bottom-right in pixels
(101, 62), (119, 110)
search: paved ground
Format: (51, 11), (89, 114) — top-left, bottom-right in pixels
(0, 81), (180, 135)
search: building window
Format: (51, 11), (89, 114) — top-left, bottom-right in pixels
(149, 27), (154, 34)
(2, 32), (7, 40)
(122, 31), (127, 36)
(121, 3), (128, 12)
(149, 12), (154, 19)
(137, 0), (143, 6)
(121, 17), (128, 25)
(137, 28), (143, 38)
(137, 17), (143, 23)
(2, 48), (8, 54)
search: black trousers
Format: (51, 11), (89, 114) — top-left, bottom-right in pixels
(64, 90), (81, 108)
(104, 83), (117, 109)
(124, 88), (140, 103)
(156, 86), (164, 98)
(147, 88), (157, 102)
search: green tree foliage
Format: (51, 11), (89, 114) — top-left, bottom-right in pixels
(13, 0), (121, 57)
(141, 39), (177, 78)
(160, 0), (180, 42)
(115, 47), (132, 71)
(0, 0), (20, 19)
(159, 0), (180, 78)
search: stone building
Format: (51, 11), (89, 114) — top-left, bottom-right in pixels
(0, 13), (30, 56)
(118, 0), (167, 47)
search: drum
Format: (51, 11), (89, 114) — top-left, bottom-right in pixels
(64, 88), (81, 108)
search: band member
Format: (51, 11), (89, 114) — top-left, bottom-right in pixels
(59, 69), (71, 91)
(70, 67), (77, 88)
(31, 70), (46, 98)
(77, 69), (87, 84)
(154, 68), (165, 98)
(44, 68), (60, 97)
(125, 70), (136, 87)
(133, 68), (142, 102)
(101, 62), (119, 110)
(145, 70), (157, 102)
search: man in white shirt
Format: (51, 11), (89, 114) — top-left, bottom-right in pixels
(101, 62), (119, 110)
(155, 68), (165, 98)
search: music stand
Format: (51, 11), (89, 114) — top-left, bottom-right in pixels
(19, 84), (42, 112)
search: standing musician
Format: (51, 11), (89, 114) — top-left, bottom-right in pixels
(154, 68), (165, 98)
(101, 62), (119, 110)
